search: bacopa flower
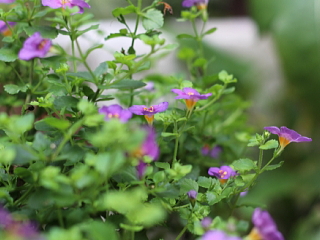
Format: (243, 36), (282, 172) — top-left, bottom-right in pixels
(0, 0), (15, 3)
(0, 21), (16, 36)
(202, 230), (241, 240)
(202, 145), (222, 159)
(0, 206), (44, 240)
(264, 126), (312, 150)
(187, 190), (197, 199)
(133, 127), (159, 179)
(129, 102), (169, 125)
(171, 87), (212, 111)
(208, 165), (237, 184)
(42, 0), (90, 14)
(18, 32), (52, 61)
(99, 104), (132, 123)
(182, 0), (209, 10)
(246, 208), (284, 240)
(201, 217), (212, 230)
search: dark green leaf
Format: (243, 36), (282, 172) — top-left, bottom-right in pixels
(109, 79), (146, 89)
(263, 161), (284, 171)
(24, 26), (58, 39)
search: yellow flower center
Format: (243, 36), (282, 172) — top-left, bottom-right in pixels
(246, 228), (263, 240)
(279, 136), (291, 149)
(107, 113), (119, 119)
(218, 170), (228, 178)
(143, 106), (154, 112)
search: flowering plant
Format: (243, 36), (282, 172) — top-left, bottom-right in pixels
(0, 0), (312, 240)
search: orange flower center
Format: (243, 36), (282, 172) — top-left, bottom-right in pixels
(279, 136), (291, 149)
(107, 113), (119, 119)
(38, 39), (49, 50)
(247, 227), (263, 240)
(144, 115), (154, 125)
(184, 99), (196, 110)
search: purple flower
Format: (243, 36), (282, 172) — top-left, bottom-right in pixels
(201, 217), (212, 229)
(171, 87), (212, 110)
(0, 206), (14, 228)
(187, 190), (197, 199)
(0, 21), (16, 36)
(18, 32), (52, 60)
(182, 0), (209, 10)
(144, 81), (155, 91)
(129, 102), (169, 125)
(240, 191), (248, 197)
(247, 208), (284, 240)
(133, 127), (159, 179)
(202, 145), (222, 158)
(202, 230), (241, 240)
(0, 206), (44, 240)
(264, 126), (312, 149)
(208, 166), (237, 179)
(42, 0), (90, 14)
(0, 0), (15, 3)
(99, 104), (132, 123)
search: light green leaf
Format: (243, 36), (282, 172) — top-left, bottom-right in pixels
(259, 139), (279, 150)
(232, 158), (257, 172)
(0, 47), (18, 62)
(44, 117), (70, 130)
(142, 9), (164, 30)
(4, 84), (28, 94)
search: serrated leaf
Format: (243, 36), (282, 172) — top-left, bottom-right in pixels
(232, 158), (257, 172)
(263, 161), (284, 171)
(142, 9), (164, 31)
(112, 5), (137, 17)
(0, 47), (18, 62)
(259, 139), (279, 150)
(197, 176), (214, 189)
(4, 84), (28, 94)
(179, 178), (198, 194)
(206, 192), (219, 205)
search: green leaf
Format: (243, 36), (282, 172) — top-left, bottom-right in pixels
(24, 26), (58, 39)
(120, 223), (143, 232)
(4, 84), (28, 94)
(142, 9), (164, 31)
(155, 162), (170, 170)
(206, 191), (219, 205)
(176, 34), (194, 39)
(232, 158), (257, 172)
(94, 62), (108, 77)
(197, 176), (215, 189)
(263, 161), (284, 171)
(44, 117), (70, 130)
(109, 79), (146, 89)
(161, 132), (178, 137)
(76, 24), (100, 37)
(0, 47), (18, 62)
(179, 178), (199, 194)
(202, 27), (217, 36)
(112, 5), (137, 17)
(259, 139), (279, 150)
(162, 43), (179, 51)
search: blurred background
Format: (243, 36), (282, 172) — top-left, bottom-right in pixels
(84, 0), (320, 239)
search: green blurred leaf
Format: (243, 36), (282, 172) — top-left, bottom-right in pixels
(24, 26), (58, 39)
(112, 5), (137, 17)
(0, 47), (18, 62)
(4, 84), (28, 94)
(44, 117), (70, 130)
(263, 161), (284, 171)
(232, 158), (257, 172)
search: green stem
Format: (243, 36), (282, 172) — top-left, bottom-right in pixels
(51, 119), (84, 160)
(14, 186), (34, 206)
(258, 148), (264, 170)
(172, 121), (179, 165)
(57, 208), (65, 228)
(175, 223), (189, 240)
